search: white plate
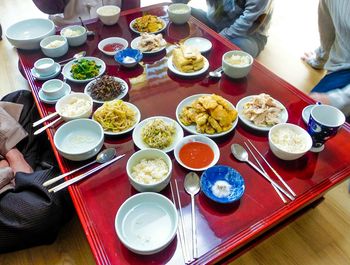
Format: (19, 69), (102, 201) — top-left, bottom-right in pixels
(167, 55), (209, 77)
(62, 56), (106, 83)
(236, 95), (289, 132)
(175, 94), (238, 138)
(132, 116), (184, 153)
(38, 82), (71, 104)
(84, 76), (129, 104)
(129, 17), (167, 35)
(184, 37), (212, 53)
(93, 102), (141, 136)
(31, 63), (61, 80)
(130, 36), (166, 54)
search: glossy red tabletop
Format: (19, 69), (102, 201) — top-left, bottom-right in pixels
(17, 4), (350, 265)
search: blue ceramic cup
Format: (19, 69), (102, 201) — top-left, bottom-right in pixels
(307, 104), (345, 152)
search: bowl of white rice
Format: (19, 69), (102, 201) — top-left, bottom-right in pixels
(126, 149), (172, 192)
(56, 92), (93, 121)
(40, 35), (68, 58)
(268, 123), (312, 160)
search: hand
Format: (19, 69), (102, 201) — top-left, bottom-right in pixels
(301, 51), (324, 70)
(310, 92), (331, 105)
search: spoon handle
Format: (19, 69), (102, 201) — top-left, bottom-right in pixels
(43, 160), (96, 187)
(190, 194), (197, 259)
(246, 160), (295, 201)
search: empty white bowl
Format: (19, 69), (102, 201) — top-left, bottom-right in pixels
(115, 192), (178, 255)
(56, 93), (93, 121)
(268, 123), (312, 160)
(168, 3), (191, 24)
(6, 18), (55, 50)
(174, 135), (220, 171)
(126, 149), (172, 192)
(98, 37), (128, 56)
(97, 5), (121, 26)
(54, 119), (104, 161)
(40, 35), (68, 58)
(41, 79), (66, 99)
(222, 50), (253, 79)
(60, 25), (87, 47)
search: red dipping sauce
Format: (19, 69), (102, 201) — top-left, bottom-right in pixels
(179, 142), (214, 169)
(103, 42), (125, 52)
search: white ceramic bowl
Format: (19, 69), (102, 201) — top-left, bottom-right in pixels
(56, 93), (93, 121)
(60, 25), (87, 47)
(126, 149), (172, 192)
(41, 79), (66, 99)
(268, 123), (312, 160)
(54, 119), (104, 161)
(174, 135), (220, 171)
(34, 57), (56, 76)
(6, 18), (55, 50)
(115, 192), (178, 255)
(96, 5), (121, 26)
(98, 37), (128, 56)
(168, 3), (191, 24)
(40, 35), (68, 58)
(222, 50), (253, 79)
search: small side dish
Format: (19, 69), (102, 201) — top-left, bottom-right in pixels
(137, 33), (166, 52)
(70, 59), (101, 80)
(141, 118), (176, 149)
(86, 75), (126, 102)
(172, 44), (204, 73)
(131, 15), (165, 33)
(179, 141), (214, 169)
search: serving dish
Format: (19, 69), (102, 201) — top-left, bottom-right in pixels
(167, 55), (209, 77)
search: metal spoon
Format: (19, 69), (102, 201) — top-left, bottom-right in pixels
(43, 148), (116, 186)
(209, 67), (223, 78)
(231, 144), (294, 201)
(79, 16), (95, 36)
(57, 51), (86, 65)
(184, 172), (200, 260)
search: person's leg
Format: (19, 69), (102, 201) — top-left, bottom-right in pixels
(311, 69), (350, 93)
(190, 7), (217, 31)
(230, 36), (260, 58)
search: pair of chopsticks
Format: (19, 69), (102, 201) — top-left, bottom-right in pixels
(47, 154), (125, 193)
(170, 180), (193, 264)
(244, 140), (296, 203)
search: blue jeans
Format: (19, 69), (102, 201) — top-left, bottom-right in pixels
(311, 68), (350, 93)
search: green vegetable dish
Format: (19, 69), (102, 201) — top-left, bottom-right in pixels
(141, 119), (176, 149)
(70, 59), (101, 80)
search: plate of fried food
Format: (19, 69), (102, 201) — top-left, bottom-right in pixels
(130, 33), (167, 54)
(236, 93), (288, 132)
(176, 94), (238, 137)
(92, 99), (141, 135)
(168, 44), (209, 76)
(132, 116), (184, 152)
(62, 57), (106, 83)
(130, 15), (166, 34)
(84, 75), (128, 104)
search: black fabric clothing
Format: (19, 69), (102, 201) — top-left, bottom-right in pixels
(0, 90), (73, 253)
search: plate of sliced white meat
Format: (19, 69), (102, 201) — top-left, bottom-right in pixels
(130, 33), (167, 54)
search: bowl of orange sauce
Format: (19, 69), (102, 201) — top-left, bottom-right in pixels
(174, 135), (220, 171)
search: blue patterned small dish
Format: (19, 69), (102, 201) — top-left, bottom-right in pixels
(200, 165), (245, 204)
(114, 48), (143, 68)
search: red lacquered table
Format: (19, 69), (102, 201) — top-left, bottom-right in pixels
(17, 4), (350, 265)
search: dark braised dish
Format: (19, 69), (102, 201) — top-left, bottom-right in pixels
(87, 75), (125, 101)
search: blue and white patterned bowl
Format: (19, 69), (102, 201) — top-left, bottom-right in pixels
(200, 165), (245, 204)
(114, 48), (143, 68)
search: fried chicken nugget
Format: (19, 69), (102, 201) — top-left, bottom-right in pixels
(208, 116), (223, 133)
(198, 95), (218, 109)
(195, 113), (209, 126)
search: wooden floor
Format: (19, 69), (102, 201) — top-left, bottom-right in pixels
(1, 0), (349, 265)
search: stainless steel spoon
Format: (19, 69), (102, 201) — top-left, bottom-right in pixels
(79, 16), (95, 36)
(184, 172), (200, 259)
(57, 51), (86, 65)
(209, 67), (223, 78)
(231, 144), (294, 201)
(43, 148), (116, 186)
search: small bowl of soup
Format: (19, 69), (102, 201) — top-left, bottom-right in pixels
(174, 135), (220, 171)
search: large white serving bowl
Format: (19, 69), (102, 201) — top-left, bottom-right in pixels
(126, 149), (172, 192)
(222, 50), (253, 79)
(40, 35), (69, 58)
(54, 119), (104, 161)
(6, 18), (55, 50)
(268, 123), (312, 160)
(115, 192), (178, 255)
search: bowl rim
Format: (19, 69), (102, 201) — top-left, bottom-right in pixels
(5, 18), (55, 41)
(168, 3), (191, 12)
(96, 5), (121, 15)
(268, 122), (313, 155)
(60, 25), (87, 38)
(114, 48), (143, 65)
(40, 35), (68, 49)
(53, 118), (104, 155)
(222, 50), (253, 68)
(174, 134), (220, 171)
(98, 37), (128, 55)
(115, 192), (178, 254)
(55, 92), (93, 120)
(126, 148), (172, 187)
